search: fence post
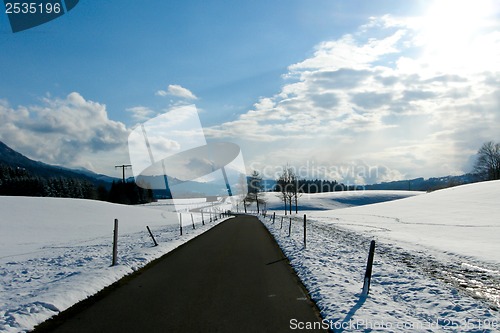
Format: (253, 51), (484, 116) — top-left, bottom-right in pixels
(191, 214), (195, 230)
(201, 211), (205, 226)
(288, 217), (292, 237)
(280, 216), (283, 229)
(303, 214), (306, 249)
(112, 219), (118, 266)
(362, 240), (376, 296)
(273, 212), (276, 224)
(146, 226), (158, 246)
(179, 213), (183, 236)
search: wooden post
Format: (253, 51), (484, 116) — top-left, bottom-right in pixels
(303, 214), (307, 249)
(179, 213), (183, 236)
(273, 212), (276, 224)
(191, 214), (195, 230)
(244, 200), (247, 214)
(362, 240), (376, 296)
(112, 219), (118, 266)
(280, 216), (283, 229)
(146, 226), (158, 246)
(201, 211), (205, 225)
(288, 217), (292, 237)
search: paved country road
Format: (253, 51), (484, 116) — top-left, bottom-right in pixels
(34, 215), (327, 333)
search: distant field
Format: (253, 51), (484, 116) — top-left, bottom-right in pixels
(260, 190), (422, 211)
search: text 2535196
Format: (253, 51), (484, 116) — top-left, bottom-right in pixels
(5, 2), (61, 14)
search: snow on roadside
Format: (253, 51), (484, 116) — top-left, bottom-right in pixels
(259, 182), (500, 332)
(0, 196), (230, 333)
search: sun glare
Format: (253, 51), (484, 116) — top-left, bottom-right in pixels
(420, 0), (498, 73)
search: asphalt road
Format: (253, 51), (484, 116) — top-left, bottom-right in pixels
(34, 215), (327, 333)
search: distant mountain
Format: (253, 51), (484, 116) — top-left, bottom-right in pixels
(0, 141), (118, 186)
(0, 141), (243, 199)
(133, 174), (236, 199)
(364, 174), (484, 191)
(1, 141), (484, 198)
(56, 166), (117, 183)
(0, 140), (42, 170)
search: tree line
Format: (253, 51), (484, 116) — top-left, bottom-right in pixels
(241, 167), (358, 216)
(0, 164), (154, 205)
(273, 167), (356, 215)
(241, 141), (499, 216)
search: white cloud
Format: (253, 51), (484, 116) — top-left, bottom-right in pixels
(156, 84), (197, 100)
(205, 13), (500, 183)
(126, 106), (155, 122)
(0, 92), (129, 173)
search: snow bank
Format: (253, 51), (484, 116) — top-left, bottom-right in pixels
(260, 180), (500, 332)
(316, 180), (500, 264)
(0, 196), (230, 333)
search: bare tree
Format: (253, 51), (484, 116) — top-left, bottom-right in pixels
(291, 171), (302, 214)
(275, 167), (290, 215)
(275, 165), (301, 215)
(474, 141), (500, 180)
(246, 170), (266, 213)
(235, 174), (248, 213)
(287, 167), (295, 215)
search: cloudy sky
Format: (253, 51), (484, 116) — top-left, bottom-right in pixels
(1, 0), (499, 184)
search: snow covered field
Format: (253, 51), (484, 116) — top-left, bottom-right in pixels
(2, 181), (499, 332)
(0, 197), (230, 333)
(259, 181), (500, 332)
(261, 190), (422, 211)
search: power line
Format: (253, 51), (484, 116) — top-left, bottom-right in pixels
(115, 164), (132, 183)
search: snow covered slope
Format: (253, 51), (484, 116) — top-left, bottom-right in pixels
(261, 180), (500, 332)
(0, 197), (229, 333)
(316, 180), (500, 264)
(263, 190), (421, 211)
(1, 197), (175, 258)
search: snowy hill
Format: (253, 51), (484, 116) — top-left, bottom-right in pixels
(260, 180), (500, 331)
(315, 180), (500, 264)
(0, 196), (228, 332)
(2, 182), (499, 332)
(262, 190), (421, 211)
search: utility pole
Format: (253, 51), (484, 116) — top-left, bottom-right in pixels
(115, 164), (132, 183)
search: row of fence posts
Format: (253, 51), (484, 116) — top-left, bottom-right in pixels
(258, 210), (375, 296)
(111, 209), (232, 267)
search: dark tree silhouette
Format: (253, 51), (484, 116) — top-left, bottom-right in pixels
(474, 141), (500, 180)
(245, 170), (266, 213)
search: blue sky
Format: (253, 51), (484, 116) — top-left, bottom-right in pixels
(1, 0), (500, 183)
